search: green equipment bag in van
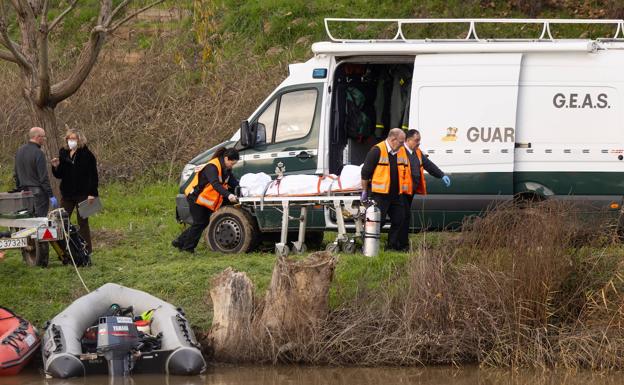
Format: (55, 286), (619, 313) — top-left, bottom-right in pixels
(345, 86), (372, 140)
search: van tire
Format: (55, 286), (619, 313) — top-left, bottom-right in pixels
(205, 206), (259, 254)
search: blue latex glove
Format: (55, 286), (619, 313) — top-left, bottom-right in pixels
(442, 175), (451, 188)
(360, 190), (368, 202)
(50, 196), (58, 209)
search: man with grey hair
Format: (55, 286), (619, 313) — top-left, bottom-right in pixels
(360, 128), (413, 251)
(14, 127), (57, 217)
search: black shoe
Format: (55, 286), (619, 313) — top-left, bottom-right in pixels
(171, 239), (182, 249)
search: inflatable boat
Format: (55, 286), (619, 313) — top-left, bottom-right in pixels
(42, 283), (206, 378)
(0, 306), (40, 376)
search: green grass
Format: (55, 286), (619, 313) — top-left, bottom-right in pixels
(0, 180), (419, 331)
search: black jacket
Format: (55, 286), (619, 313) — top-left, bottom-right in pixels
(193, 157), (239, 199)
(361, 145), (400, 197)
(407, 147), (444, 192)
(52, 146), (99, 199)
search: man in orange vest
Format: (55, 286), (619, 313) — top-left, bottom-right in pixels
(399, 129), (450, 249)
(360, 128), (413, 251)
(172, 147), (240, 253)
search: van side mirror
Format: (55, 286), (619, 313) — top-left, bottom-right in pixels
(240, 120), (256, 148)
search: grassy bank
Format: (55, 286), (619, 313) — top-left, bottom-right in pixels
(0, 179), (410, 331)
(3, 180), (624, 369)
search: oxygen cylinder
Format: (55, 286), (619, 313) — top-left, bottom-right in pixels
(363, 204), (381, 257)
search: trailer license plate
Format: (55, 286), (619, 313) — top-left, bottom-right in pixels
(0, 238), (27, 249)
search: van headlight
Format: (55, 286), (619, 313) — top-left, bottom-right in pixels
(180, 163), (196, 186)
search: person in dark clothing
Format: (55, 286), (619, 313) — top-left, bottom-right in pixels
(398, 129), (451, 249)
(172, 147), (240, 253)
(51, 129), (99, 254)
(361, 128), (412, 251)
(14, 127), (57, 217)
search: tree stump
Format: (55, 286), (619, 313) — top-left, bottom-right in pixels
(208, 267), (254, 360)
(257, 251), (337, 336)
(208, 252), (337, 362)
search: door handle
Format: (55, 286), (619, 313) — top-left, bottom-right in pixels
(296, 151), (313, 159)
(515, 142), (531, 149)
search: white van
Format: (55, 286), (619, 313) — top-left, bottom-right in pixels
(176, 18), (624, 253)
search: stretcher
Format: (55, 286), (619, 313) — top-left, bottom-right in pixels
(238, 187), (365, 257)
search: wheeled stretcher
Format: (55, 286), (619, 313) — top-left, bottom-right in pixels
(238, 192), (364, 257)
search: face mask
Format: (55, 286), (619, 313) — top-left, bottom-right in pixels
(67, 140), (78, 150)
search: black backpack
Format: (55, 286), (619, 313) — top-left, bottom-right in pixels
(57, 224), (91, 267)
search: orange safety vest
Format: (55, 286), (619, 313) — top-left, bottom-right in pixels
(371, 142), (412, 195)
(414, 148), (427, 195)
(184, 158), (229, 211)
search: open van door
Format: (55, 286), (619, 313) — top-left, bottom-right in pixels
(409, 53), (522, 229)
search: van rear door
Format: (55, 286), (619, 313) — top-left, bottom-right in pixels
(409, 53), (522, 228)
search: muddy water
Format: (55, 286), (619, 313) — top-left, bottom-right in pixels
(9, 365), (624, 385)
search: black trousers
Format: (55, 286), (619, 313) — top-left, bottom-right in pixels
(371, 193), (406, 251)
(175, 197), (213, 252)
(398, 194), (414, 251)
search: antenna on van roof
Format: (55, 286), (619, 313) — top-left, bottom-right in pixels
(323, 18), (624, 43)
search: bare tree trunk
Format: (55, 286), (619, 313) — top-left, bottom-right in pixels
(208, 267), (254, 361)
(28, 100), (61, 196)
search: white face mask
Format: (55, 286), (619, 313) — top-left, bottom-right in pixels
(67, 140), (78, 150)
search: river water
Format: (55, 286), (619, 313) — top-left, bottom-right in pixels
(8, 365), (624, 385)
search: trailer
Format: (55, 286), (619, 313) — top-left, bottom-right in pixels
(0, 192), (88, 267)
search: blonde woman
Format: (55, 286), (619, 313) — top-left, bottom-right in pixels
(51, 129), (99, 254)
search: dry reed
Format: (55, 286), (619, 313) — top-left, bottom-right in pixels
(238, 201), (624, 369)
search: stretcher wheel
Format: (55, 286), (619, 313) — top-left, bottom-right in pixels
(206, 206), (259, 254)
(325, 242), (339, 254)
(21, 238), (48, 267)
(342, 240), (356, 254)
(276, 244), (290, 257)
(293, 243), (307, 254)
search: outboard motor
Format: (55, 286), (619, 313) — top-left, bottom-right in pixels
(363, 202), (381, 257)
(96, 316), (139, 376)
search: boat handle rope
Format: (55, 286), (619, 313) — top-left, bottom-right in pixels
(58, 213), (90, 293)
(1, 318), (30, 354)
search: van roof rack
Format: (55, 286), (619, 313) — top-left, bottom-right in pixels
(324, 18), (624, 43)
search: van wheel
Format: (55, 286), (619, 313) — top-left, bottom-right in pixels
(22, 239), (49, 267)
(206, 206), (258, 254)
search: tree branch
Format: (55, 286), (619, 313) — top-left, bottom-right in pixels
(110, 0), (131, 21)
(36, 16), (49, 106)
(108, 0), (164, 33)
(48, 0), (78, 32)
(0, 1), (32, 71)
(0, 47), (17, 62)
(49, 25), (105, 105)
(41, 0), (49, 19)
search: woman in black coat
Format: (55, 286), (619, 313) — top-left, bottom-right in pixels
(51, 129), (99, 254)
